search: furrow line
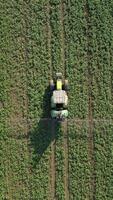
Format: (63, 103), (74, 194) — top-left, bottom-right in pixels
(50, 120), (56, 200)
(4, 135), (13, 200)
(59, 0), (66, 77)
(62, 119), (69, 200)
(46, 2), (53, 78)
(46, 2), (56, 199)
(20, 1), (32, 198)
(84, 1), (96, 199)
(60, 1), (69, 199)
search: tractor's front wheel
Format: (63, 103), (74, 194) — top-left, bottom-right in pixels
(50, 79), (54, 91)
(64, 79), (69, 91)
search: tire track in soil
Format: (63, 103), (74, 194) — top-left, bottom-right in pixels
(84, 1), (96, 200)
(50, 120), (56, 200)
(110, 47), (113, 119)
(61, 119), (69, 200)
(60, 1), (69, 200)
(60, 0), (67, 77)
(46, 3), (56, 199)
(4, 137), (13, 200)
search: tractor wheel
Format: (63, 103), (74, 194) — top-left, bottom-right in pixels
(64, 79), (69, 91)
(50, 79), (54, 91)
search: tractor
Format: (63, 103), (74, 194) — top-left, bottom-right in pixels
(50, 73), (69, 120)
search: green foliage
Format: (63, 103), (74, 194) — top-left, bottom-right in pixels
(68, 122), (91, 199)
(88, 0), (113, 118)
(64, 0), (89, 118)
(94, 122), (113, 199)
(0, 0), (113, 199)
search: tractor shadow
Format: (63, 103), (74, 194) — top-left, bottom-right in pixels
(28, 86), (61, 168)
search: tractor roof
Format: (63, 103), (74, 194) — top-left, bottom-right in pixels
(57, 80), (62, 90)
(53, 90), (67, 104)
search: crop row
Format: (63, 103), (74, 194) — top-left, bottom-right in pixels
(26, 1), (52, 199)
(93, 122), (113, 199)
(64, 0), (89, 119)
(49, 1), (67, 199)
(0, 0), (50, 199)
(0, 0), (33, 199)
(88, 1), (113, 199)
(68, 122), (91, 199)
(24, 0), (67, 199)
(0, 0), (67, 199)
(0, 0), (21, 198)
(88, 0), (113, 119)
(50, 0), (65, 74)
(63, 1), (92, 199)
(1, 0), (113, 199)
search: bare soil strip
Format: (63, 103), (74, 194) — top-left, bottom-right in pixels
(46, 2), (52, 78)
(50, 120), (56, 200)
(111, 67), (113, 113)
(46, 3), (56, 199)
(60, 1), (69, 199)
(60, 0), (66, 77)
(88, 97), (95, 200)
(84, 1), (96, 199)
(4, 138), (13, 200)
(62, 119), (69, 200)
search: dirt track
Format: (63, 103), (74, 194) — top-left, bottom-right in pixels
(84, 1), (96, 199)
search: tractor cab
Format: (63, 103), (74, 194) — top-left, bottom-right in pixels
(50, 73), (69, 120)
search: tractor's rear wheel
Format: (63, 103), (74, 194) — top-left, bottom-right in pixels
(50, 79), (54, 91)
(64, 80), (69, 91)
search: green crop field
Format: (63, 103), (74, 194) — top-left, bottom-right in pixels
(0, 0), (113, 199)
